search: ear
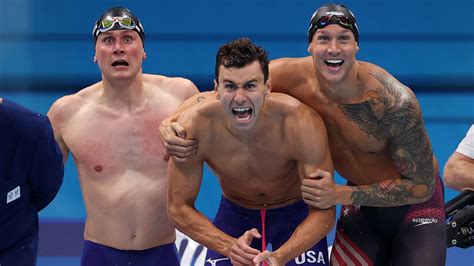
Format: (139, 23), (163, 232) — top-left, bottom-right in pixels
(355, 43), (360, 54)
(143, 51), (147, 60)
(307, 41), (314, 55)
(265, 77), (272, 96)
(213, 79), (218, 92)
(93, 56), (97, 63)
(213, 79), (220, 99)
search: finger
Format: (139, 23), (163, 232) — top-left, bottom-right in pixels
(165, 136), (198, 148)
(242, 228), (260, 244)
(170, 122), (186, 138)
(231, 244), (260, 263)
(164, 142), (198, 156)
(301, 191), (318, 201)
(171, 155), (188, 163)
(231, 253), (254, 266)
(307, 169), (325, 179)
(301, 178), (320, 188)
(167, 147), (198, 159)
(253, 251), (271, 264)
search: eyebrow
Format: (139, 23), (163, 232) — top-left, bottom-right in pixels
(317, 29), (351, 35)
(222, 79), (258, 84)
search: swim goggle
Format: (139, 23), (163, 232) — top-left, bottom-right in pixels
(314, 15), (354, 30)
(308, 14), (359, 43)
(98, 15), (139, 33)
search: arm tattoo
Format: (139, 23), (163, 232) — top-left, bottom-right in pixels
(339, 69), (435, 206)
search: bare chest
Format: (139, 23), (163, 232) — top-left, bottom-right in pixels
(205, 136), (296, 183)
(63, 108), (169, 175)
(318, 103), (388, 154)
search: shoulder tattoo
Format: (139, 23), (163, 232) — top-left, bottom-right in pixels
(339, 69), (419, 140)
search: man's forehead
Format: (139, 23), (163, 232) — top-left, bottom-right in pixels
(316, 25), (352, 35)
(98, 29), (138, 37)
(219, 65), (263, 83)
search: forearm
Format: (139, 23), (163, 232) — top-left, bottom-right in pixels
(337, 175), (435, 207)
(169, 203), (235, 256)
(444, 158), (474, 191)
(274, 207), (335, 264)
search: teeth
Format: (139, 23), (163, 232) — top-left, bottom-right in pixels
(326, 59), (343, 64)
(233, 107), (250, 112)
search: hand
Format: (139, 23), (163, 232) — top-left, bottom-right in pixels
(253, 250), (283, 266)
(301, 169), (337, 209)
(159, 121), (198, 162)
(229, 228), (262, 266)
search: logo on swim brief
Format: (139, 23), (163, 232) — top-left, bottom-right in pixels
(412, 217), (438, 227)
(294, 250), (326, 264)
(206, 257), (230, 266)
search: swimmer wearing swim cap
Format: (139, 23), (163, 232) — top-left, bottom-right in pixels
(307, 3), (359, 44)
(92, 7), (145, 46)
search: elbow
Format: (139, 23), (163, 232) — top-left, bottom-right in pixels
(322, 206), (337, 234)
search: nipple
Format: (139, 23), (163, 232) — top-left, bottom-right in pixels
(94, 165), (103, 172)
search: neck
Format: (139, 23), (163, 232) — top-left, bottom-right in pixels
(100, 73), (147, 110)
(317, 61), (364, 103)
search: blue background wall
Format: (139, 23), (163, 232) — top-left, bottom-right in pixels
(1, 0), (473, 265)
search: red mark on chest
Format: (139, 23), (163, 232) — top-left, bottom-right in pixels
(94, 165), (103, 172)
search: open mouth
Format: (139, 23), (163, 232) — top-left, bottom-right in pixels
(111, 60), (129, 67)
(324, 59), (344, 68)
(232, 107), (252, 121)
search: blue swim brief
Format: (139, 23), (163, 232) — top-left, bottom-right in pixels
(205, 196), (328, 265)
(81, 240), (179, 266)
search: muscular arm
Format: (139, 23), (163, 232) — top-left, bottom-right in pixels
(444, 152), (474, 191)
(339, 69), (435, 206)
(271, 106), (335, 264)
(167, 153), (237, 256)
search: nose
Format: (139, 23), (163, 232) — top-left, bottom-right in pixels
(327, 39), (340, 56)
(113, 41), (125, 54)
(234, 88), (247, 105)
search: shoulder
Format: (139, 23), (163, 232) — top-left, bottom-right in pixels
(360, 61), (419, 108)
(352, 61), (423, 136)
(47, 84), (97, 126)
(177, 92), (220, 135)
(270, 56), (313, 71)
(270, 56), (314, 80)
(144, 74), (199, 101)
(269, 93), (324, 130)
(269, 56), (317, 93)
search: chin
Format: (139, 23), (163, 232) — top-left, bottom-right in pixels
(232, 121), (254, 131)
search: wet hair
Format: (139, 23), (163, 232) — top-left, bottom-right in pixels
(92, 7), (145, 47)
(307, 3), (359, 43)
(215, 38), (269, 83)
